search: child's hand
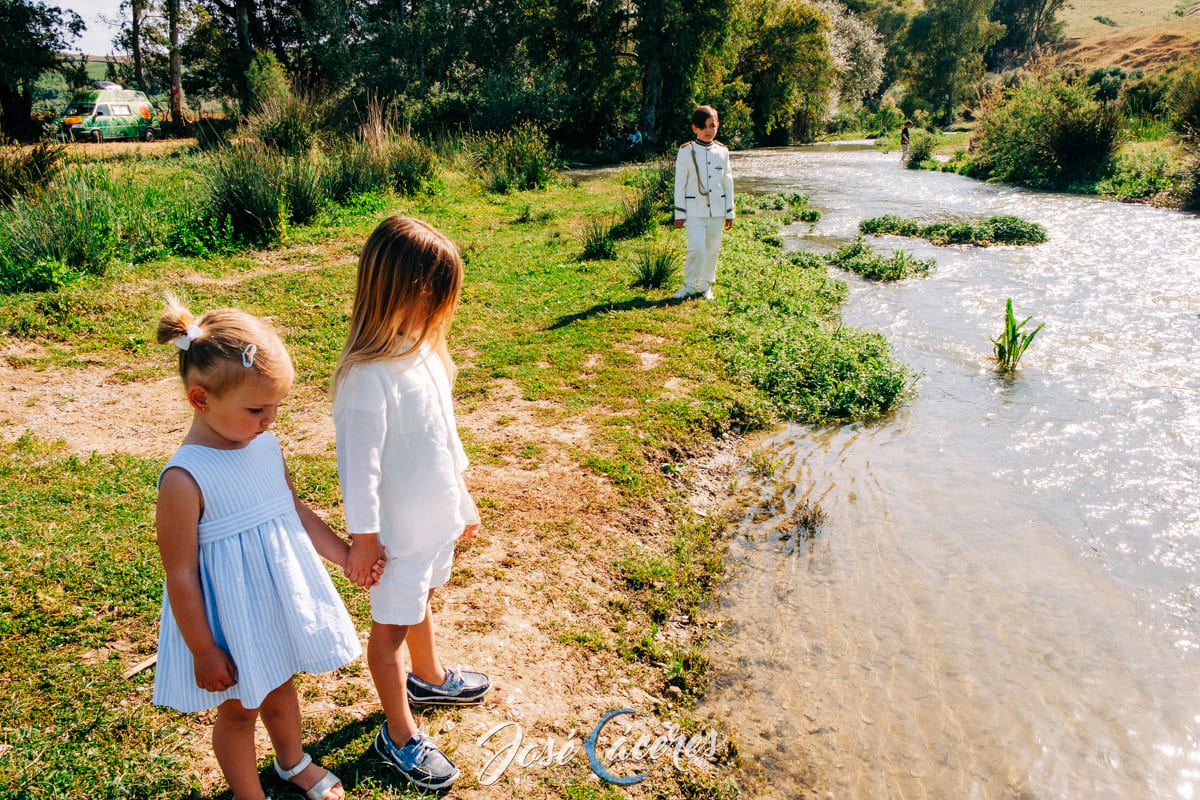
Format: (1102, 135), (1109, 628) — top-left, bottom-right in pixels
(193, 646), (237, 693)
(345, 534), (385, 589)
(461, 522), (480, 541)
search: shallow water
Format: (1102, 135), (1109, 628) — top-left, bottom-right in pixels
(705, 143), (1200, 799)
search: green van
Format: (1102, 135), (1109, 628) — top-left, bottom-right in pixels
(54, 82), (162, 143)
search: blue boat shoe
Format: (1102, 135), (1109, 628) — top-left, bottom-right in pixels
(374, 722), (460, 791)
(406, 666), (491, 706)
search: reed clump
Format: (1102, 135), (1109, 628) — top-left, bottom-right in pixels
(991, 298), (1044, 372)
(826, 237), (935, 281)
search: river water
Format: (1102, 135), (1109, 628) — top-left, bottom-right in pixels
(705, 143), (1200, 799)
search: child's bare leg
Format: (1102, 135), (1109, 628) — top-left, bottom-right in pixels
(369, 621), (419, 744)
(259, 679), (344, 800)
(213, 698), (265, 800)
(407, 589), (446, 686)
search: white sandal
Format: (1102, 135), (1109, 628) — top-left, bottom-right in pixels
(273, 752), (343, 800)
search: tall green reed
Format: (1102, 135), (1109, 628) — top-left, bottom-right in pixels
(991, 298), (1044, 372)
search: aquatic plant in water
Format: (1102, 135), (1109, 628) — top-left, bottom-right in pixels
(991, 298), (1044, 372)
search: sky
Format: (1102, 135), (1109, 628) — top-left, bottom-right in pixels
(58, 0), (126, 57)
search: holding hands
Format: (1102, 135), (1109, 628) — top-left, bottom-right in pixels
(344, 533), (387, 588)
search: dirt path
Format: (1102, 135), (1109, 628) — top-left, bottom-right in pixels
(0, 340), (737, 797)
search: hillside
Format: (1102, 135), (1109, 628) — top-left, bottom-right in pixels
(1054, 0), (1200, 73)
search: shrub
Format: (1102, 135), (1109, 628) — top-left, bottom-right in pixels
(611, 185), (657, 240)
(204, 144), (285, 246)
(631, 241), (681, 289)
(1172, 68), (1200, 139)
(385, 137), (437, 195)
(966, 76), (1123, 188)
(579, 217), (617, 260)
(193, 118), (235, 151)
(282, 155), (327, 225)
(904, 130), (937, 167)
(826, 238), (935, 281)
(250, 94), (327, 155)
(0, 141), (63, 207)
(474, 123), (559, 193)
(326, 141), (391, 202)
(859, 214), (1046, 246)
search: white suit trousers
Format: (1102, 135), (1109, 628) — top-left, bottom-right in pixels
(684, 216), (726, 292)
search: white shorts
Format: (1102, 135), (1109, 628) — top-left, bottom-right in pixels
(370, 536), (457, 626)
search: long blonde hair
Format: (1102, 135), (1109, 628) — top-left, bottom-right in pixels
(333, 216), (463, 394)
(157, 295), (294, 394)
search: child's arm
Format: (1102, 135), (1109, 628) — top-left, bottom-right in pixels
(283, 461), (383, 588)
(156, 468), (238, 693)
(673, 145), (688, 229)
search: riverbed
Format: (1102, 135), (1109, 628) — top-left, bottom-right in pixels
(706, 143), (1200, 799)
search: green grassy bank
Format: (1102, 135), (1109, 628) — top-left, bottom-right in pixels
(0, 150), (909, 799)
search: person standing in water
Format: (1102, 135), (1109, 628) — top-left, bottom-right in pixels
(672, 105), (734, 301)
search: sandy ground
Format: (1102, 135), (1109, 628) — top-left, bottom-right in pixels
(0, 335), (741, 798)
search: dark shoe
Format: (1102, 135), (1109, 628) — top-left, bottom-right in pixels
(407, 666), (491, 706)
(374, 722), (460, 791)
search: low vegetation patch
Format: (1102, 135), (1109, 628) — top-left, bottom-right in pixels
(859, 214), (1048, 246)
(826, 238), (936, 281)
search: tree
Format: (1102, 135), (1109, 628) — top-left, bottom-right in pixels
(986, 0), (1066, 70)
(817, 1), (885, 106)
(0, 0), (84, 140)
(903, 0), (1002, 126)
(736, 0), (832, 143)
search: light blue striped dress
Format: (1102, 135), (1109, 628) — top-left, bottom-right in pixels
(152, 433), (361, 713)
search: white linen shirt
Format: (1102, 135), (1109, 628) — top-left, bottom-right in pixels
(334, 344), (477, 558)
(674, 140), (735, 221)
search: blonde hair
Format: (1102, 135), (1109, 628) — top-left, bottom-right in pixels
(333, 216), (463, 394)
(156, 295), (295, 395)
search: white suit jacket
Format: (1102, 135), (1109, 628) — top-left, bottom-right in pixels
(674, 140), (735, 221)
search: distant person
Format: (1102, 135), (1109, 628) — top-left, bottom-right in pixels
(629, 128), (642, 146)
(672, 105), (735, 300)
(901, 120), (913, 161)
(334, 216), (490, 793)
(152, 299), (381, 800)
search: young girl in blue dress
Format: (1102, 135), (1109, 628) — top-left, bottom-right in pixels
(153, 299), (378, 800)
(334, 216), (490, 792)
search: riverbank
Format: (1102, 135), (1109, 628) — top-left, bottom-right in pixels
(0, 158), (907, 799)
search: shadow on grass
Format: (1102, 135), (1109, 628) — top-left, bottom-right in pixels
(546, 295), (690, 330)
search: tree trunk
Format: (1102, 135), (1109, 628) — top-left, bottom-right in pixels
(236, 0), (254, 118)
(0, 83), (35, 141)
(638, 48), (663, 144)
(168, 0), (184, 131)
(131, 0), (145, 91)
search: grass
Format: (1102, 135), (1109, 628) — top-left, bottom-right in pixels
(859, 214), (1048, 247)
(0, 144), (913, 799)
(826, 238), (936, 281)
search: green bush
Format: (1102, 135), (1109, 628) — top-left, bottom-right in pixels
(1171, 68), (1200, 138)
(474, 123), (559, 193)
(631, 241), (681, 289)
(0, 141), (63, 207)
(611, 185), (657, 240)
(966, 76), (1123, 188)
(193, 118), (236, 151)
(282, 155), (327, 225)
(203, 144), (286, 246)
(250, 94), (327, 155)
(579, 217), (617, 260)
(859, 214), (1046, 246)
(904, 130), (937, 167)
(826, 238), (935, 281)
(326, 141), (391, 202)
(385, 137), (438, 195)
(1093, 150), (1181, 200)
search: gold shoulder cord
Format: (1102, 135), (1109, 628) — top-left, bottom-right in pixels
(689, 143), (710, 198)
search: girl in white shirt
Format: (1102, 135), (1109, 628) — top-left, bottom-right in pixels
(333, 216), (489, 792)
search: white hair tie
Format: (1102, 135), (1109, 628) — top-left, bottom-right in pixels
(171, 324), (205, 351)
(241, 344), (257, 368)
